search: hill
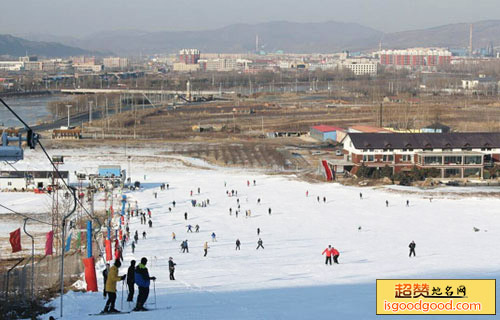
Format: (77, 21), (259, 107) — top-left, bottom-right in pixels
(0, 34), (98, 57)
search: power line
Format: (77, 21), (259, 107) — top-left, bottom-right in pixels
(0, 203), (54, 226)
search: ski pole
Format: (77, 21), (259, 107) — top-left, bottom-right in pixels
(153, 279), (157, 309)
(121, 279), (124, 310)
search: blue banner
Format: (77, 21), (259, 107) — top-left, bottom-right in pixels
(87, 221), (93, 258)
(65, 232), (72, 253)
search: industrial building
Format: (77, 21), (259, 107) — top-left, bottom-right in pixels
(341, 132), (500, 179)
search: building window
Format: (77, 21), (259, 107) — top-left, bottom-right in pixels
(424, 156), (442, 165)
(444, 168), (461, 178)
(444, 156), (462, 165)
(464, 168), (481, 177)
(402, 155), (412, 162)
(464, 156), (482, 165)
(363, 155), (374, 162)
(382, 155), (394, 162)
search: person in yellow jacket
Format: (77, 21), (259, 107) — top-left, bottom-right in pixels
(102, 259), (126, 314)
(204, 241), (209, 257)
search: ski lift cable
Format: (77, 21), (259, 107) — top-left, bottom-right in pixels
(0, 98), (101, 230)
(0, 203), (54, 226)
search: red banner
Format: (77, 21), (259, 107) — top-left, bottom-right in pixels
(119, 229), (123, 240)
(9, 228), (22, 253)
(83, 257), (98, 292)
(45, 231), (54, 255)
(105, 239), (112, 261)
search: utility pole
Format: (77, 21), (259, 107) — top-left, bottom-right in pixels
(88, 100), (93, 124)
(66, 105), (72, 127)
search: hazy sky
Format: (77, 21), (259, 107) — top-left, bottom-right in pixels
(2, 0), (499, 36)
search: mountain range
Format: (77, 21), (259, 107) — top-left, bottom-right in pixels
(0, 34), (97, 58)
(5, 20), (500, 57)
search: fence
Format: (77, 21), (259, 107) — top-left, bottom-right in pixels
(0, 252), (83, 301)
(0, 230), (104, 302)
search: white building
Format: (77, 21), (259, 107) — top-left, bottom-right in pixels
(73, 64), (103, 73)
(342, 59), (378, 76)
(0, 61), (24, 71)
(0, 171), (69, 191)
(205, 59), (237, 72)
(103, 57), (129, 70)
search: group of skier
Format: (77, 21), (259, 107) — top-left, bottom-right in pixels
(102, 257), (156, 314)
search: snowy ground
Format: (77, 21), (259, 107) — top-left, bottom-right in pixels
(1, 148), (499, 319)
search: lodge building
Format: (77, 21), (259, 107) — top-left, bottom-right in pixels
(341, 133), (500, 179)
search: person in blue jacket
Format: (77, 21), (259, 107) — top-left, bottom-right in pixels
(134, 257), (156, 311)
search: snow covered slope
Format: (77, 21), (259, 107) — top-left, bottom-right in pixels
(2, 148), (498, 319)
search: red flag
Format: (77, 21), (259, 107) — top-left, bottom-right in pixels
(45, 231), (54, 255)
(9, 228), (22, 253)
(105, 239), (112, 261)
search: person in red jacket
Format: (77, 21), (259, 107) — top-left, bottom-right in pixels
(322, 245), (333, 265)
(331, 247), (340, 264)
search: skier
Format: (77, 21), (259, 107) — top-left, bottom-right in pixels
(142, 231), (146, 239)
(154, 192), (157, 199)
(247, 180), (250, 187)
(198, 187), (200, 194)
(203, 241), (209, 257)
(184, 212), (188, 220)
(253, 180), (256, 186)
(172, 200), (176, 207)
(323, 196), (326, 203)
(147, 209), (151, 218)
(172, 232), (176, 240)
(126, 260), (136, 302)
(359, 192), (363, 200)
(386, 200), (389, 207)
(256, 238), (264, 250)
(211, 232), (217, 242)
(257, 198), (261, 204)
(409, 241), (416, 257)
(148, 219), (152, 228)
(268, 208), (272, 215)
(235, 239), (241, 250)
(131, 241), (136, 253)
(332, 247), (340, 264)
(102, 259), (126, 314)
(102, 263), (110, 298)
(322, 245), (333, 265)
(168, 257), (176, 280)
(187, 225), (193, 232)
(168, 207), (172, 213)
(317, 196), (320, 203)
(195, 224), (200, 232)
(181, 240), (189, 253)
(406, 200), (410, 207)
(229, 208), (232, 215)
(190, 190), (193, 196)
(235, 210), (239, 218)
(257, 228), (260, 236)
(167, 184), (169, 190)
(134, 231), (139, 243)
(134, 257), (156, 311)
(306, 190), (309, 197)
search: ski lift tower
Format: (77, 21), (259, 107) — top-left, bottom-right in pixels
(51, 155), (64, 254)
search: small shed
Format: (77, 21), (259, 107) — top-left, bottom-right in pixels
(310, 125), (343, 142)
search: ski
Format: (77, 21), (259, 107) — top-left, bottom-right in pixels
(88, 311), (131, 316)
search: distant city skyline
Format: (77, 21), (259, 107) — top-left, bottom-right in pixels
(2, 0), (500, 37)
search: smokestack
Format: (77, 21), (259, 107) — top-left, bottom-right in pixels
(469, 24), (473, 57)
(256, 35), (259, 53)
